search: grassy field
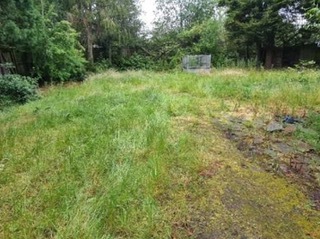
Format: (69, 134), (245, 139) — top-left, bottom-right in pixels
(1, 69), (320, 239)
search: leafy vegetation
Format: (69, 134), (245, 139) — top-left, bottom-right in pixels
(36, 20), (87, 83)
(0, 0), (86, 83)
(2, 0), (320, 84)
(119, 53), (154, 70)
(1, 70), (320, 238)
(0, 74), (38, 109)
(298, 112), (320, 152)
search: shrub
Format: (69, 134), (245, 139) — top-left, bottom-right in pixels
(90, 59), (112, 73)
(119, 53), (154, 70)
(294, 60), (317, 71)
(0, 74), (39, 108)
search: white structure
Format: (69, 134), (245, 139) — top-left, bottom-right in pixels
(182, 55), (211, 73)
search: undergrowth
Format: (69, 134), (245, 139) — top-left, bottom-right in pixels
(298, 112), (320, 153)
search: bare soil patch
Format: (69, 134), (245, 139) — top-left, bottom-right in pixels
(213, 112), (320, 210)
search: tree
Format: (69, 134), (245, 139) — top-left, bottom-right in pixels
(53, 0), (142, 65)
(144, 0), (226, 69)
(154, 0), (218, 33)
(177, 19), (227, 66)
(35, 21), (87, 83)
(219, 0), (307, 68)
(0, 0), (86, 83)
(303, 0), (320, 42)
(0, 0), (37, 50)
(96, 0), (142, 65)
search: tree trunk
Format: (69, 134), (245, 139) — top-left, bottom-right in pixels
(79, 1), (94, 64)
(108, 43), (112, 64)
(256, 43), (263, 68)
(265, 47), (273, 69)
(86, 27), (94, 64)
(245, 44), (249, 67)
(179, 0), (183, 29)
(40, 0), (44, 17)
(274, 48), (283, 68)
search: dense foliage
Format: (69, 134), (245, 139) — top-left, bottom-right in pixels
(0, 0), (320, 81)
(219, 0), (317, 68)
(0, 74), (38, 108)
(0, 0), (86, 83)
(140, 0), (227, 69)
(35, 21), (87, 83)
(119, 53), (154, 70)
(0, 0), (140, 83)
(56, 0), (141, 65)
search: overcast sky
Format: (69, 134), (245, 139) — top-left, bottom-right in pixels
(140, 0), (156, 30)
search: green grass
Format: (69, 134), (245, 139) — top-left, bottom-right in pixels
(1, 69), (320, 238)
(297, 112), (320, 152)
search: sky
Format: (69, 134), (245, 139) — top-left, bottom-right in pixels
(139, 0), (157, 30)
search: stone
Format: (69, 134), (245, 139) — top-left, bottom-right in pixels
(273, 142), (294, 154)
(296, 141), (314, 153)
(283, 125), (297, 135)
(253, 136), (264, 145)
(227, 116), (244, 124)
(264, 149), (278, 159)
(266, 121), (283, 132)
(253, 118), (265, 129)
(279, 164), (291, 174)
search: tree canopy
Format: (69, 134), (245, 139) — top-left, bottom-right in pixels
(219, 0), (313, 68)
(0, 0), (320, 83)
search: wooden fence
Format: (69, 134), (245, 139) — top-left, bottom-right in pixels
(0, 48), (26, 75)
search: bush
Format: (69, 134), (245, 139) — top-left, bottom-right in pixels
(90, 59), (112, 73)
(119, 53), (154, 70)
(0, 74), (39, 108)
(294, 60), (317, 71)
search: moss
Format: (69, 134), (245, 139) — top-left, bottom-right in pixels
(165, 116), (320, 239)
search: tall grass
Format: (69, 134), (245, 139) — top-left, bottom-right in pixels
(1, 77), (174, 238)
(1, 69), (320, 238)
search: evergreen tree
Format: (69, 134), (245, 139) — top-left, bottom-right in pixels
(0, 0), (86, 83)
(219, 0), (307, 68)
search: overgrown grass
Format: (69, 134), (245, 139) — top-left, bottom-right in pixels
(1, 69), (320, 238)
(297, 112), (320, 152)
